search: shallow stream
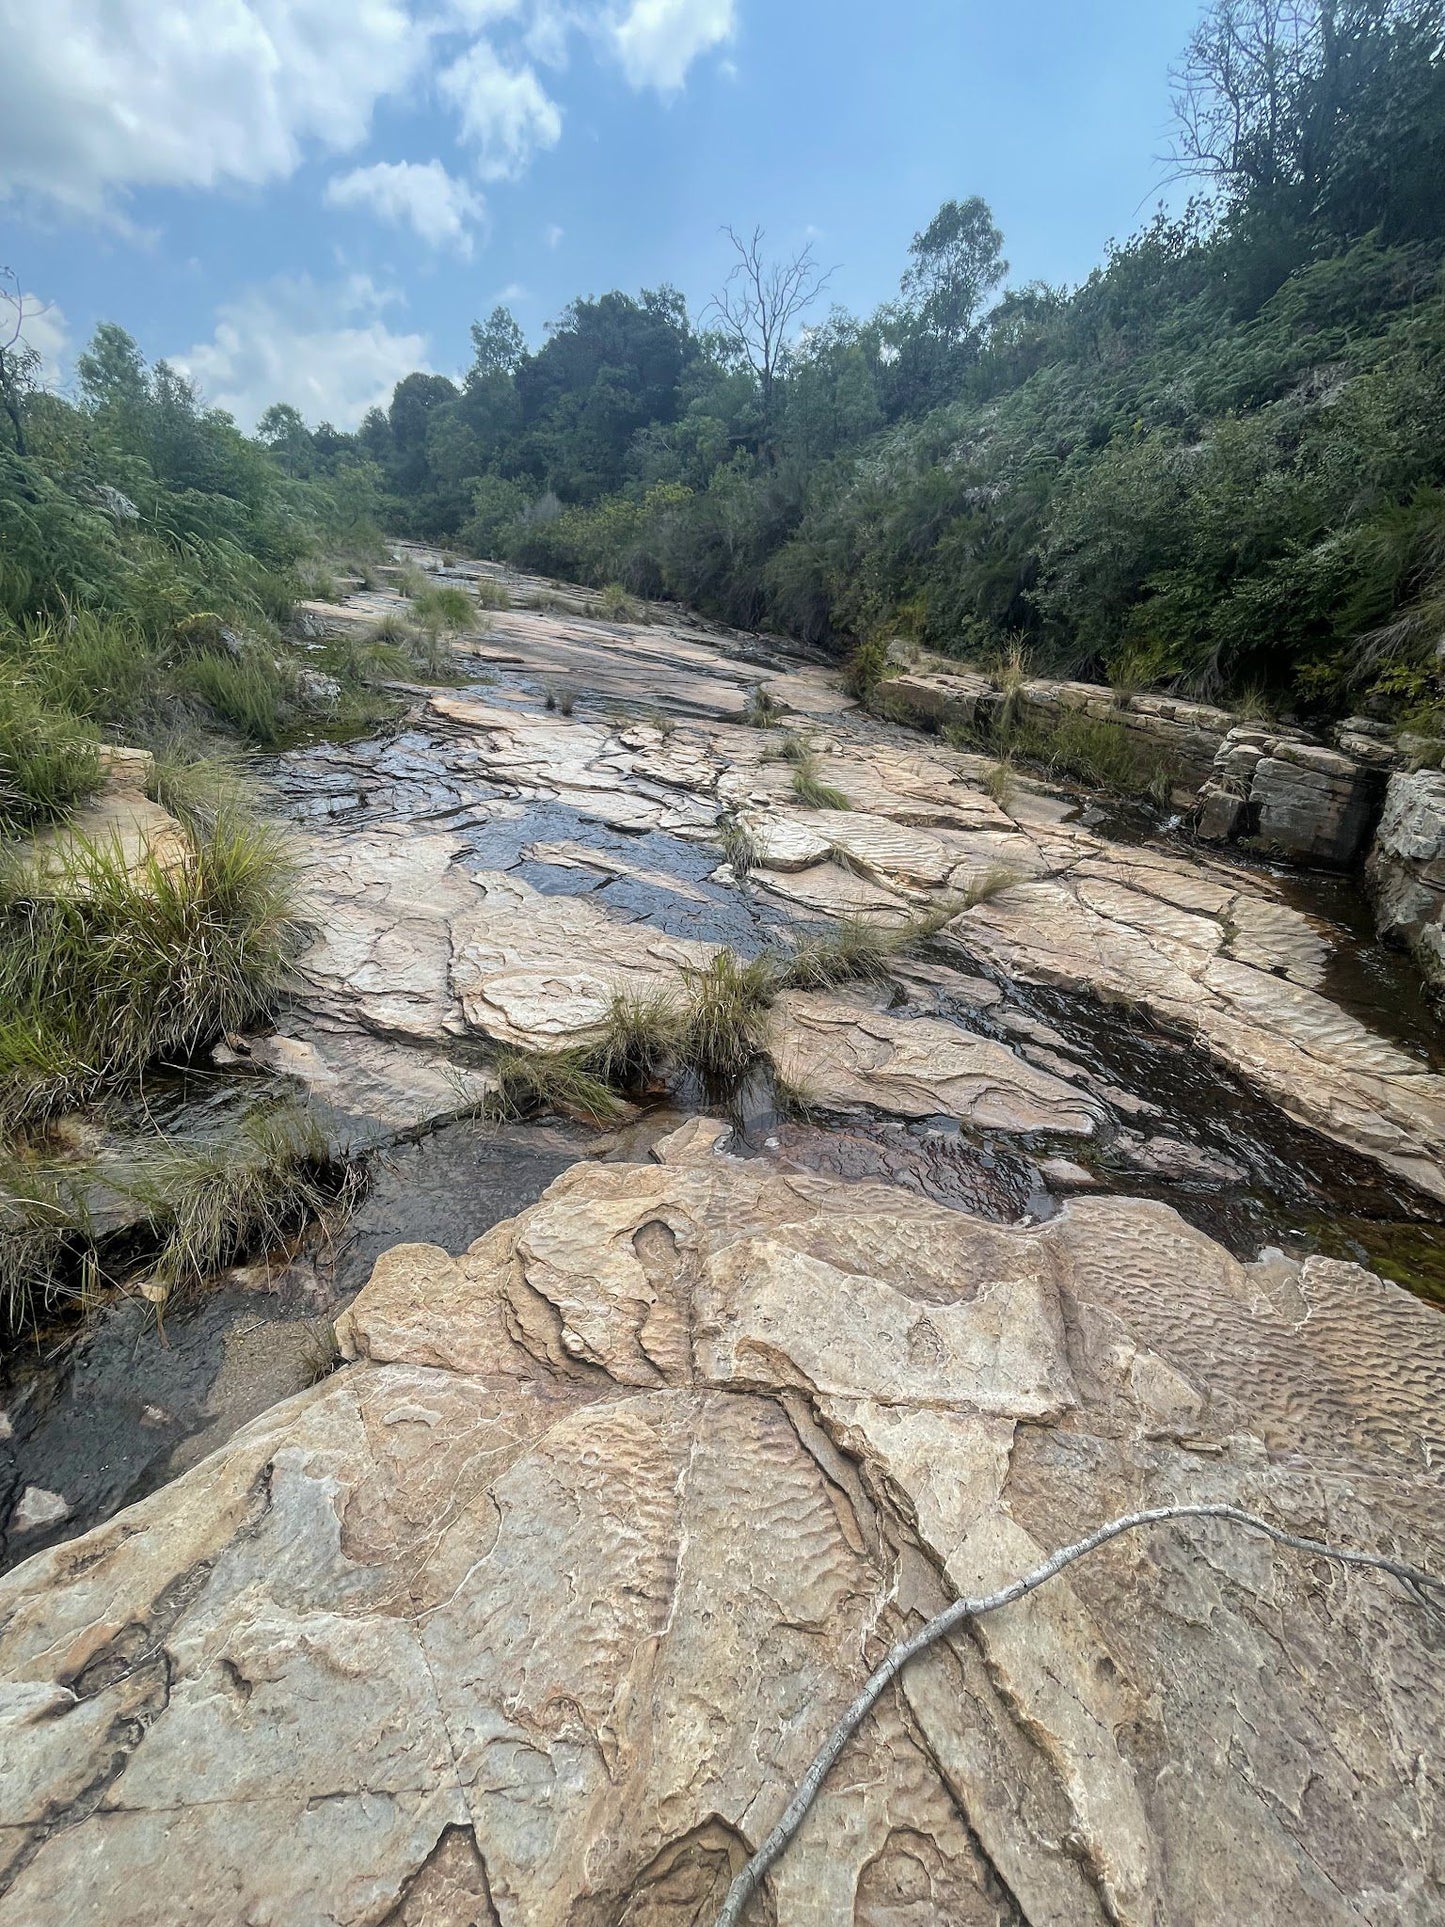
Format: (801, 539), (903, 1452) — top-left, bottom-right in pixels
(6, 576), (1443, 1574)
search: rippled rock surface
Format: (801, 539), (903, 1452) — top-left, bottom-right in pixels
(0, 1126), (1440, 1924)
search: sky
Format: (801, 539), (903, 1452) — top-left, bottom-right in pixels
(2, 0), (1204, 431)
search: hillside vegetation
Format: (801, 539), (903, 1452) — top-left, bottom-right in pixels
(234, 0), (1445, 721)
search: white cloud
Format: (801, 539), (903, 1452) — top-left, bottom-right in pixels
(0, 0), (428, 216)
(172, 275), (427, 430)
(326, 159), (484, 255)
(439, 40), (562, 180)
(0, 1), (734, 228)
(608, 0), (735, 92)
(543, 222), (565, 249)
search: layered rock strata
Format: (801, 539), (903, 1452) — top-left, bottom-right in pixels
(1368, 767), (1445, 994)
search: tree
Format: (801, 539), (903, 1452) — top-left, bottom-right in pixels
(257, 402), (315, 477)
(900, 197), (1008, 343)
(0, 269), (46, 457)
(707, 227), (835, 457)
(1168, 0), (1445, 244)
(467, 306), (526, 386)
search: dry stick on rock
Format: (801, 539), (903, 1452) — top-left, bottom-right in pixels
(715, 1502), (1443, 1927)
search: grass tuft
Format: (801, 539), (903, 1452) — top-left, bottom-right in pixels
(744, 685), (786, 729)
(484, 1047), (626, 1125)
(410, 584), (476, 632)
(791, 753), (851, 811)
(676, 951), (779, 1087)
(779, 917), (900, 989)
(124, 1106), (348, 1295)
(717, 810), (761, 881)
(0, 808), (304, 1133)
(583, 988), (680, 1091)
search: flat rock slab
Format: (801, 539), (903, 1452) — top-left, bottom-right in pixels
(0, 1153), (1439, 1923)
(451, 870), (715, 1047)
(772, 990), (1099, 1135)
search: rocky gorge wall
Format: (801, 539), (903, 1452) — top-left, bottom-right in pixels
(875, 655), (1445, 993)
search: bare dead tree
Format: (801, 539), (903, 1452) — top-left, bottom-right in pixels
(705, 227), (835, 458)
(715, 1501), (1443, 1927)
(0, 267), (48, 458)
(1165, 0), (1310, 196)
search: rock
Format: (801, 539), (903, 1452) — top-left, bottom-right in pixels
(1038, 1155), (1099, 1190)
(1367, 767), (1445, 993)
(1, 1159), (1439, 1923)
(1194, 780), (1246, 843)
(1114, 1130), (1247, 1184)
(873, 669), (994, 731)
(294, 667), (343, 714)
(87, 483), (140, 522)
(770, 990), (1100, 1135)
(451, 870), (717, 1048)
(21, 747), (190, 892)
(9, 1486), (69, 1534)
(1251, 741), (1386, 866)
(959, 876), (1445, 1201)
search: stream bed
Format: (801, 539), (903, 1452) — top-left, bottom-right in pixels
(6, 560), (1443, 1576)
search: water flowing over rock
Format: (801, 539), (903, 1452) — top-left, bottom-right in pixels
(0, 1134), (1439, 1924)
(6, 556), (1444, 1925)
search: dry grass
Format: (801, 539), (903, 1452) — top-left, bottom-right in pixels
(744, 686), (786, 729)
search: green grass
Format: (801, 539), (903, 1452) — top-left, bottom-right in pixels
(176, 650), (290, 744)
(583, 988), (680, 1090)
(0, 807), (303, 1133)
(596, 582), (639, 622)
(846, 637), (890, 702)
(410, 584), (476, 631)
(473, 577), (511, 611)
(0, 679), (103, 832)
(676, 951), (779, 1087)
(949, 704), (1180, 803)
(543, 683), (576, 716)
(791, 753), (851, 811)
(483, 1047), (626, 1125)
(123, 1106), (347, 1295)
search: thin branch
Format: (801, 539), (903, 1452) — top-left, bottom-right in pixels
(715, 1502), (1442, 1927)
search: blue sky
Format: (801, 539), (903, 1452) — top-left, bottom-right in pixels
(4, 0), (1203, 429)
